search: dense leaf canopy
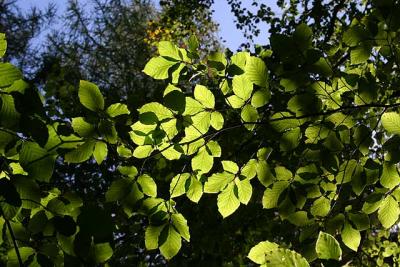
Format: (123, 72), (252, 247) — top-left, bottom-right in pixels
(2, 0), (400, 266)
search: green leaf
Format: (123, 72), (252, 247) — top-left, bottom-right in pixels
(262, 181), (289, 209)
(336, 159), (358, 183)
(0, 63), (22, 88)
(106, 103), (130, 117)
(194, 85), (215, 109)
(93, 141), (107, 164)
(64, 140), (95, 163)
(192, 147), (213, 174)
(222, 161), (239, 174)
(19, 142), (56, 182)
(248, 241), (279, 264)
(118, 165), (138, 178)
(7, 247), (35, 266)
(124, 182), (144, 205)
(164, 86), (185, 113)
(323, 132), (343, 152)
(159, 225), (182, 260)
(0, 33), (6, 58)
(204, 172), (233, 193)
(143, 57), (177, 79)
(251, 89), (270, 108)
(207, 52), (227, 73)
(71, 117), (95, 137)
(310, 196), (330, 217)
(78, 80), (104, 111)
(341, 222), (360, 251)
(226, 95), (245, 109)
(362, 193), (384, 214)
(14, 177), (40, 209)
(137, 174), (157, 197)
(171, 213), (190, 241)
(160, 143), (182, 160)
(287, 211), (310, 226)
(245, 56), (268, 87)
(158, 41), (181, 60)
(241, 104), (258, 130)
(248, 241), (309, 267)
(171, 63), (185, 84)
(210, 111), (224, 130)
(231, 51), (249, 71)
(274, 167), (292, 181)
(293, 23), (312, 50)
(381, 162), (400, 189)
(287, 93), (321, 116)
(170, 173), (190, 198)
(350, 44), (371, 65)
(0, 94), (19, 130)
(145, 225), (164, 250)
(382, 112), (400, 135)
(348, 212), (370, 231)
(138, 102), (173, 123)
(378, 195), (400, 228)
(105, 178), (131, 202)
(280, 128), (301, 151)
(267, 248), (310, 267)
(257, 160), (274, 187)
(188, 35), (199, 52)
(0, 94), (20, 128)
(133, 145), (153, 159)
(93, 242), (113, 263)
(186, 176), (203, 203)
(241, 159), (258, 180)
(343, 25), (368, 47)
(94, 125), (110, 151)
(232, 74), (253, 101)
(183, 97), (204, 115)
(315, 232), (342, 260)
(236, 178), (252, 204)
(270, 112), (300, 132)
(217, 183), (240, 218)
(205, 141), (221, 157)
(117, 145), (132, 158)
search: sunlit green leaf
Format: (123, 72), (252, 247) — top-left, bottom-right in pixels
(93, 141), (107, 164)
(217, 182), (240, 218)
(159, 225), (182, 260)
(143, 57), (177, 79)
(0, 33), (6, 58)
(316, 232), (342, 260)
(137, 174), (157, 197)
(194, 85), (215, 109)
(341, 222), (360, 251)
(378, 195), (400, 229)
(106, 103), (130, 117)
(158, 41), (181, 60)
(79, 80), (104, 111)
(382, 112), (400, 136)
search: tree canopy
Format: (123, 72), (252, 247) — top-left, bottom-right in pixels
(1, 0), (400, 266)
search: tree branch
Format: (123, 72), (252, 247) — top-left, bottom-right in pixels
(1, 209), (23, 266)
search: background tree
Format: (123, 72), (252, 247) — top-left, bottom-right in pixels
(0, 0), (55, 74)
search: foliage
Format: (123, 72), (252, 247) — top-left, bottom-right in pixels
(2, 0), (400, 266)
(145, 1), (220, 51)
(0, 0), (55, 74)
(43, 0), (158, 108)
(358, 227), (400, 266)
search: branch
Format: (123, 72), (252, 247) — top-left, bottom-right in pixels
(323, 0), (346, 43)
(265, 102), (400, 123)
(1, 209), (23, 266)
